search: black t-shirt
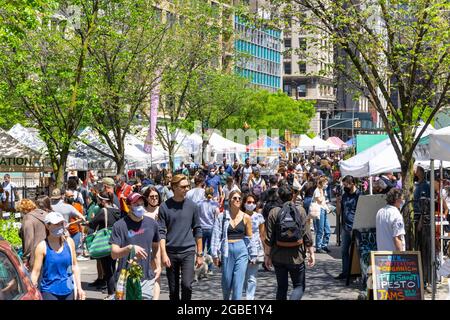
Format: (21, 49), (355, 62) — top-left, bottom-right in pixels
(110, 216), (160, 280)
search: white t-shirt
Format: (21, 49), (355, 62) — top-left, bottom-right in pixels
(223, 184), (240, 200)
(186, 187), (205, 205)
(376, 205), (406, 251)
(242, 166), (253, 184)
(1, 181), (18, 202)
(313, 188), (328, 210)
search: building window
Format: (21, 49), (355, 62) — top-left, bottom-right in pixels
(297, 84), (307, 97)
(299, 38), (307, 51)
(284, 62), (292, 75)
(298, 61), (306, 73)
(283, 84), (292, 96)
(284, 38), (291, 48)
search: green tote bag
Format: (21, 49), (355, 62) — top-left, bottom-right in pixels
(87, 208), (112, 259)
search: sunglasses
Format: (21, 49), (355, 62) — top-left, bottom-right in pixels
(246, 201), (255, 204)
(232, 197), (241, 201)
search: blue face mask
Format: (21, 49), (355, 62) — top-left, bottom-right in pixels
(132, 206), (145, 218)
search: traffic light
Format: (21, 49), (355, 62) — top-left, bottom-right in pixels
(354, 120), (361, 128)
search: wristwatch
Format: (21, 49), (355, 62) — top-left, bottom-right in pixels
(196, 252), (204, 257)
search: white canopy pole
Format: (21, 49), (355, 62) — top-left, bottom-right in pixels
(369, 176), (373, 195)
(430, 159), (436, 300)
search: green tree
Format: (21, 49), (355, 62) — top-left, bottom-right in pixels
(0, 1), (99, 187)
(272, 0), (450, 248)
(141, 1), (231, 170)
(184, 72), (251, 164)
(82, 0), (168, 174)
(221, 90), (316, 138)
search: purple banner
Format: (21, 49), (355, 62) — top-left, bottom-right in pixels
(144, 71), (161, 155)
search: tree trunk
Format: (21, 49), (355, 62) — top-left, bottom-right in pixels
(168, 142), (175, 172)
(401, 156), (416, 250)
(54, 149), (69, 189)
(116, 156), (126, 175)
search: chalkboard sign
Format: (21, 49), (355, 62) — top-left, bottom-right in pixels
(371, 251), (424, 300)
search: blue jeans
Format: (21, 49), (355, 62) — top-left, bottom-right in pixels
(222, 240), (248, 300)
(244, 262), (259, 300)
(202, 228), (213, 270)
(71, 232), (81, 254)
(341, 229), (352, 276)
(273, 262), (306, 300)
(313, 209), (331, 249)
(303, 196), (312, 215)
(202, 228), (212, 255)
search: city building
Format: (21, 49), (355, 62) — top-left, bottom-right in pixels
(233, 1), (283, 92)
(281, 12), (336, 137)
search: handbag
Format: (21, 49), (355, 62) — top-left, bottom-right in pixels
(309, 202), (321, 220)
(87, 208), (112, 259)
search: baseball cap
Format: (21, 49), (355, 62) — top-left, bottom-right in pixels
(126, 192), (144, 205)
(102, 177), (115, 187)
(51, 188), (62, 200)
(44, 211), (67, 225)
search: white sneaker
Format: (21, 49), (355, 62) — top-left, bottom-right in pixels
(77, 255), (89, 261)
(104, 295), (115, 300)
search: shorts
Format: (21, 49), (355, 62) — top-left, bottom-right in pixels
(141, 278), (156, 300)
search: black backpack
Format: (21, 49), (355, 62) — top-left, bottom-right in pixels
(276, 202), (305, 246)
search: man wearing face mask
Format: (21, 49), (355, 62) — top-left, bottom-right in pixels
(110, 192), (161, 300)
(335, 175), (360, 280)
(376, 188), (406, 251)
(51, 189), (85, 230)
(205, 166), (222, 200)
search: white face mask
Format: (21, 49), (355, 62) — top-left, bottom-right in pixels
(245, 203), (256, 212)
(51, 226), (65, 237)
(132, 206), (146, 218)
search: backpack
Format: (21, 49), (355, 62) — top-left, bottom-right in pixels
(275, 202), (305, 247)
(252, 178), (263, 197)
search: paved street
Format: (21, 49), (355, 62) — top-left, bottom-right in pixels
(78, 211), (450, 300)
(79, 213), (363, 300)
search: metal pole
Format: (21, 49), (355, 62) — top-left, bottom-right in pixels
(440, 160), (444, 282)
(430, 159), (436, 300)
(369, 176), (373, 195)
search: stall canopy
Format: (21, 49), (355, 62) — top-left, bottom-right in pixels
(312, 136), (340, 151)
(326, 136), (348, 149)
(340, 124), (435, 177)
(0, 128), (52, 172)
(247, 136), (284, 152)
(8, 124), (88, 171)
(207, 132), (247, 154)
(296, 134), (315, 151)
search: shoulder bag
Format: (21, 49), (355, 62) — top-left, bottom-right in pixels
(86, 208), (113, 259)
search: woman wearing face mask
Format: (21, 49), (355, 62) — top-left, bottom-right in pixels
(313, 176), (332, 253)
(211, 190), (257, 300)
(87, 192), (121, 299)
(242, 194), (266, 300)
(31, 211), (86, 300)
(142, 187), (162, 299)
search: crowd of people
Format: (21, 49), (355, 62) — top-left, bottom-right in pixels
(3, 151), (450, 300)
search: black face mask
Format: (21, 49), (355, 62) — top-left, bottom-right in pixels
(65, 197), (74, 205)
(344, 187), (352, 194)
(413, 176), (419, 182)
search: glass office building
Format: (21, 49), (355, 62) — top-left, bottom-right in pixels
(234, 15), (282, 92)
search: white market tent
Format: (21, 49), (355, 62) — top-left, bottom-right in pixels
(340, 124), (436, 177)
(207, 132), (247, 154)
(8, 124), (88, 171)
(123, 133), (168, 167)
(312, 136), (340, 151)
(0, 128), (52, 172)
(414, 126), (450, 300)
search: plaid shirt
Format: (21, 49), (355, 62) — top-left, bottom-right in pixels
(210, 210), (257, 260)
